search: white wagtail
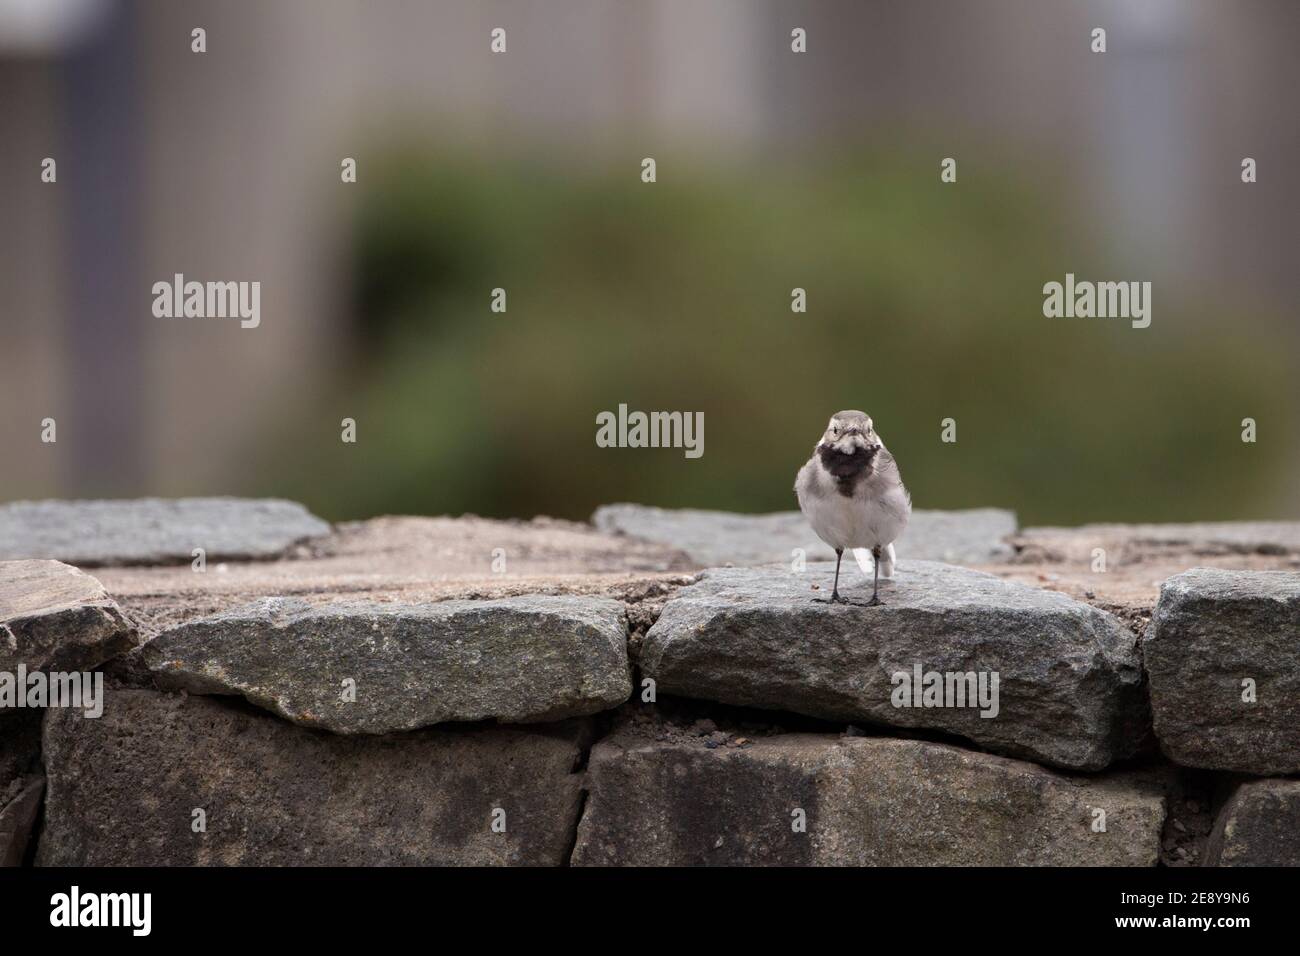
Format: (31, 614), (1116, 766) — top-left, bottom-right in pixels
(794, 410), (912, 606)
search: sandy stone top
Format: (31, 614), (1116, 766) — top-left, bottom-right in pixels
(94, 514), (695, 638)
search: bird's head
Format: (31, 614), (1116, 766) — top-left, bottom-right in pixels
(819, 410), (882, 457)
(816, 408), (878, 476)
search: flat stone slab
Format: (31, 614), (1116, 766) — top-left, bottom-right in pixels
(572, 732), (1165, 866)
(144, 595), (632, 733)
(1015, 521), (1300, 563)
(91, 514), (693, 643)
(0, 560), (137, 672)
(0, 497), (331, 566)
(1144, 569), (1300, 775)
(1204, 779), (1300, 866)
(39, 690), (587, 866)
(641, 562), (1147, 770)
(593, 504), (1016, 567)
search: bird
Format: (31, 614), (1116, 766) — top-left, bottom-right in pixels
(794, 410), (911, 606)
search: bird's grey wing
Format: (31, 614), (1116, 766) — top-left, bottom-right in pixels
(794, 457), (821, 506)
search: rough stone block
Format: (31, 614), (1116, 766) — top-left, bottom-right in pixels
(573, 732), (1165, 866)
(642, 562), (1147, 770)
(39, 690), (586, 866)
(144, 595), (631, 733)
(1145, 569), (1300, 774)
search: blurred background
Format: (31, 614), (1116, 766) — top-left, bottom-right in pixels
(1, 0), (1297, 526)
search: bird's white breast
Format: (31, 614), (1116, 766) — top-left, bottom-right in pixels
(796, 456), (910, 551)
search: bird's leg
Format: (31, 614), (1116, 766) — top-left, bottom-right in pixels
(814, 548), (849, 604)
(867, 545), (884, 606)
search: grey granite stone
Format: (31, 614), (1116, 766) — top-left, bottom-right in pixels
(1015, 521), (1300, 562)
(573, 732), (1165, 866)
(38, 689), (587, 866)
(145, 594), (631, 733)
(0, 710), (43, 867)
(1204, 778), (1300, 866)
(593, 503), (1016, 567)
(0, 497), (331, 566)
(1145, 568), (1300, 774)
(641, 562), (1148, 770)
(0, 559), (137, 672)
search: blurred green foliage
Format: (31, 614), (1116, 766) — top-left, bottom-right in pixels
(256, 144), (1295, 525)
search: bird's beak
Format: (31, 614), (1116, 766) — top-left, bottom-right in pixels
(832, 430), (869, 454)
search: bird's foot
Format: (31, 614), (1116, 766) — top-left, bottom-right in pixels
(813, 592), (852, 605)
(865, 596), (884, 607)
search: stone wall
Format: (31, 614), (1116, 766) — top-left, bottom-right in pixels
(1, 498), (1297, 866)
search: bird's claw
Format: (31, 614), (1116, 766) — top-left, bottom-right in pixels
(813, 593), (852, 605)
